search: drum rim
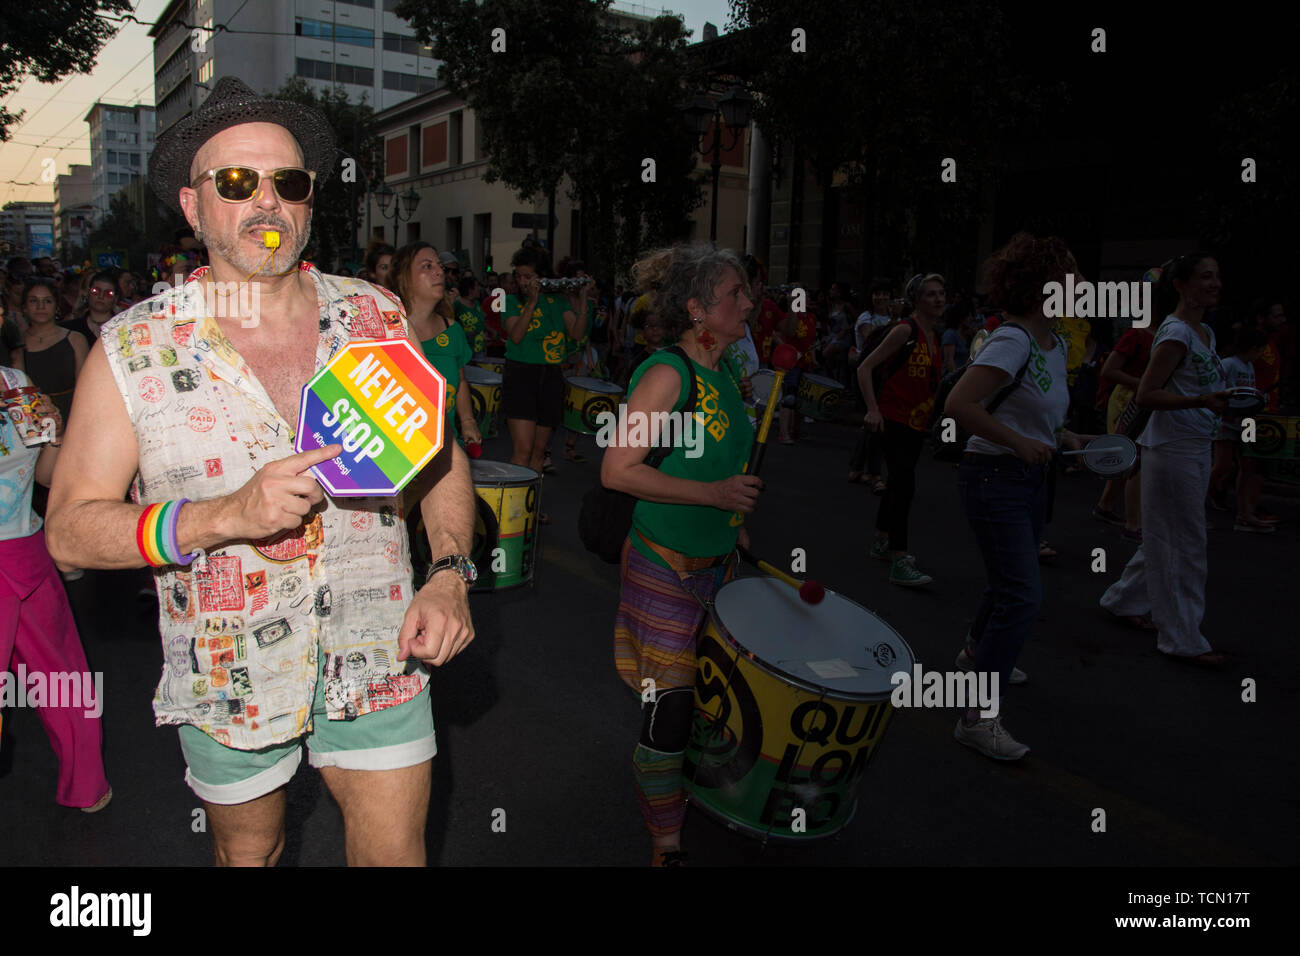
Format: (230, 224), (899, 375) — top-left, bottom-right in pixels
(705, 577), (915, 702)
(566, 377), (623, 393)
(470, 461), (541, 484)
(799, 373), (846, 388)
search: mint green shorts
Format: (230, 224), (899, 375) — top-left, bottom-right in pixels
(179, 661), (435, 805)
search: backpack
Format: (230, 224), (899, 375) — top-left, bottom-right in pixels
(931, 323), (1057, 461)
(578, 346), (699, 564)
(859, 318), (919, 394)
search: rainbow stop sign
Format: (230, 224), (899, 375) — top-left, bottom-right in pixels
(296, 339), (447, 496)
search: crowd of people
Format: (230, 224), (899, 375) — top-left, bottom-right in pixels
(1, 75), (1294, 868)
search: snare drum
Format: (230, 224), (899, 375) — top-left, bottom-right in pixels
(463, 365), (503, 438)
(795, 373), (846, 421)
(467, 461), (540, 590)
(684, 577), (914, 840)
(563, 376), (623, 435)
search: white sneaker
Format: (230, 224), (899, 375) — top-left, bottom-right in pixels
(953, 716), (1029, 760)
(955, 647), (1027, 685)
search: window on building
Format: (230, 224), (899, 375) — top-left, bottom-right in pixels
(336, 0), (375, 8)
(130, 153), (141, 167)
(383, 33), (422, 56)
(336, 64), (374, 86)
(296, 58), (333, 81)
(386, 134), (408, 177)
(336, 25), (374, 47)
(406, 221), (421, 244)
(198, 59), (213, 84)
(422, 121), (447, 167)
(295, 18), (331, 40)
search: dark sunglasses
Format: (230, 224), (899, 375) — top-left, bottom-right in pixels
(190, 166), (316, 204)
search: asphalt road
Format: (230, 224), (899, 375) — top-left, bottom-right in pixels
(2, 419), (1295, 867)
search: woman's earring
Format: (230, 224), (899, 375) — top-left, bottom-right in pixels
(694, 318), (716, 351)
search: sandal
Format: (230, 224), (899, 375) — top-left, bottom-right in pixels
(1038, 541), (1057, 560)
(871, 477), (887, 494)
(564, 450), (588, 463)
(848, 471), (863, 483)
(81, 787), (113, 814)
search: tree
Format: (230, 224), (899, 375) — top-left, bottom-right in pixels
(396, 0), (704, 280)
(0, 0), (132, 140)
(87, 190), (144, 269)
(266, 77), (380, 272)
(726, 0), (1060, 285)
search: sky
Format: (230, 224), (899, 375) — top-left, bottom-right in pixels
(0, 0), (734, 209)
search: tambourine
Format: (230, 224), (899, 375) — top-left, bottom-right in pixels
(1225, 386), (1266, 416)
(1062, 434), (1138, 476)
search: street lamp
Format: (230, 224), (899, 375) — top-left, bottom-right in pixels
(683, 85), (753, 241)
(375, 183), (421, 224)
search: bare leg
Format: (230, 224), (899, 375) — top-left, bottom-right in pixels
(529, 425), (554, 474)
(319, 762), (431, 866)
(205, 789), (287, 867)
(508, 418), (536, 467)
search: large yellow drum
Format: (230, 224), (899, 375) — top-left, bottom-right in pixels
(684, 577), (914, 840)
(795, 372), (846, 421)
(563, 376), (623, 435)
(469, 460), (540, 590)
(463, 365), (502, 439)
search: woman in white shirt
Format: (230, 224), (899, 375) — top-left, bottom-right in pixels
(944, 233), (1077, 761)
(1100, 254), (1230, 665)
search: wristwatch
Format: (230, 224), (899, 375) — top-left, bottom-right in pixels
(426, 554), (478, 588)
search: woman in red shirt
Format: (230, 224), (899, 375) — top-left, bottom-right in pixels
(857, 274), (945, 586)
(777, 293), (819, 443)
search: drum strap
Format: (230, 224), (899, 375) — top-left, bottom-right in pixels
(633, 529), (728, 575)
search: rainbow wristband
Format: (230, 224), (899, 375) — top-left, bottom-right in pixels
(136, 499), (198, 567)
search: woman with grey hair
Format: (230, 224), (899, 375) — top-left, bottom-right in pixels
(603, 242), (760, 866)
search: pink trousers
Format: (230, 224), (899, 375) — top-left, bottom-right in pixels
(0, 529), (108, 808)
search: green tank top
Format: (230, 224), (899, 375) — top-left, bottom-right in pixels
(628, 350), (753, 567)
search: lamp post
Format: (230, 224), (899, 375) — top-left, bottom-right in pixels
(375, 182), (421, 229)
(683, 85), (753, 242)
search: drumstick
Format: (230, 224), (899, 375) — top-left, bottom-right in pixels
(737, 546), (825, 604)
(746, 343), (799, 477)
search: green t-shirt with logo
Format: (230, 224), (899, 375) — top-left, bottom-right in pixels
(566, 299), (596, 360)
(419, 320), (472, 437)
(628, 351), (753, 567)
(456, 299), (486, 355)
(504, 294), (568, 365)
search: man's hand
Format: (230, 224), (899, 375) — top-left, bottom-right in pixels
(219, 444), (339, 540)
(397, 570), (475, 666)
(738, 375), (754, 402)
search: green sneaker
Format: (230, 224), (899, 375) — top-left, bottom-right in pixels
(871, 536), (891, 561)
(889, 555), (933, 587)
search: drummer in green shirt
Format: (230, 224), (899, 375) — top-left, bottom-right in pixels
(454, 273), (487, 357)
(602, 243), (761, 867)
(502, 246), (587, 495)
(393, 242), (482, 446)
